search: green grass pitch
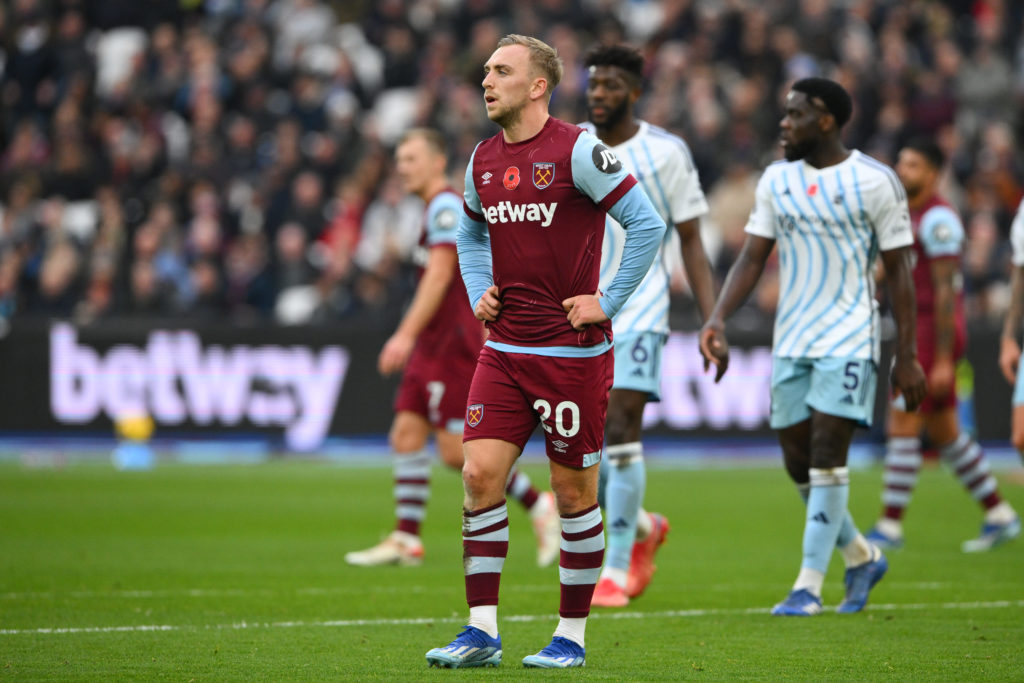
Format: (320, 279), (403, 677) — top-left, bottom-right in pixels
(1, 457), (1022, 680)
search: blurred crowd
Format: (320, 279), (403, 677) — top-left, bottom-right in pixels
(1, 0), (1023, 332)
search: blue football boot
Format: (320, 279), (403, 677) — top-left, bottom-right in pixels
(837, 550), (888, 614)
(521, 636), (585, 668)
(961, 517), (1021, 553)
(770, 588), (823, 616)
(865, 525), (904, 551)
(425, 626), (502, 668)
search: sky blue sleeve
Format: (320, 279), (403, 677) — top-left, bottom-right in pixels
(571, 130), (635, 203)
(425, 192), (463, 246)
(456, 147), (492, 310)
(599, 184), (667, 319)
(918, 206), (964, 258)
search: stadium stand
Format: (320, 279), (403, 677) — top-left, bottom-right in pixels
(0, 0), (1022, 335)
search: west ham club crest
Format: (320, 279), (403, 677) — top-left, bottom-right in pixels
(467, 403), (484, 427)
(533, 162), (555, 189)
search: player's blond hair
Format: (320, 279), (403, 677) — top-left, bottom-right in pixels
(397, 127), (447, 158)
(496, 34), (563, 99)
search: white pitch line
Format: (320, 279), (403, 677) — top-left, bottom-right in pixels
(2, 600), (1022, 637)
(0, 585), (558, 601)
(3, 581), (966, 602)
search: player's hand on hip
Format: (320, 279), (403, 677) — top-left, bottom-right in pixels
(698, 320), (730, 383)
(562, 293), (608, 331)
(891, 355), (927, 412)
(475, 285), (502, 322)
(378, 332), (415, 376)
(999, 337), (1021, 385)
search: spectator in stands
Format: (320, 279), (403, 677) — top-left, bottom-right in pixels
(0, 0), (1021, 331)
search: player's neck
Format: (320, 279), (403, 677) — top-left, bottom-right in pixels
(803, 140), (850, 169)
(596, 117), (639, 148)
(906, 188), (934, 211)
(418, 177), (448, 203)
(502, 108), (550, 144)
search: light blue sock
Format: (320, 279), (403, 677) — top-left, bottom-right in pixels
(603, 442), (645, 571)
(835, 510), (858, 547)
(802, 468), (850, 572)
(796, 481), (858, 548)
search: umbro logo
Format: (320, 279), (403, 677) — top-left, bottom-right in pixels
(811, 512), (830, 524)
(552, 439), (569, 453)
(840, 394), (854, 405)
(611, 517), (629, 530)
(481, 171), (493, 185)
(781, 188), (792, 196)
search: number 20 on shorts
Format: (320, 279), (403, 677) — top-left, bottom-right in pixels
(533, 399), (580, 437)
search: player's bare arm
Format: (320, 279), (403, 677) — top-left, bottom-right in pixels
(379, 246), (458, 375)
(474, 284), (502, 322)
(675, 217), (717, 323)
(880, 246), (927, 410)
(1000, 265), (1024, 384)
(699, 234), (774, 382)
(562, 292), (608, 331)
(928, 257), (958, 397)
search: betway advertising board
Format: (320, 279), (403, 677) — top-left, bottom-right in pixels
(49, 323), (350, 451)
(0, 320), (1012, 448)
(0, 320), (387, 450)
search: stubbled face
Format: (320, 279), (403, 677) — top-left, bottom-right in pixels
(779, 90), (825, 162)
(895, 148), (935, 200)
(586, 65), (636, 129)
(482, 44), (537, 129)
(395, 136), (438, 197)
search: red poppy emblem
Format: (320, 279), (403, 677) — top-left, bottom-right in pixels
(503, 166), (520, 190)
(807, 184), (818, 196)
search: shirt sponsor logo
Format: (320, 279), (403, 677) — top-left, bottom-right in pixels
(482, 201), (558, 227)
(503, 166), (520, 190)
(591, 143), (622, 173)
(776, 211), (864, 233)
(533, 162), (555, 189)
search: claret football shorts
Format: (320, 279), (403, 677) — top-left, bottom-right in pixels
(394, 353), (476, 433)
(463, 345), (613, 468)
(900, 313), (966, 413)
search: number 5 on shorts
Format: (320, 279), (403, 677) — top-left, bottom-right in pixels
(533, 399), (580, 438)
(843, 361), (871, 405)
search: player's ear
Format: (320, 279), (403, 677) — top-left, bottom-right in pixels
(531, 76), (549, 101)
(819, 112), (836, 134)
